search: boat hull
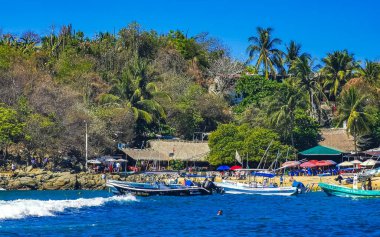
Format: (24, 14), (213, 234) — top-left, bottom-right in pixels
(319, 182), (380, 198)
(215, 180), (297, 196)
(106, 180), (214, 196)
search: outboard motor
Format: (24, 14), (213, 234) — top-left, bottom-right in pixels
(204, 180), (212, 189)
(292, 181), (306, 194)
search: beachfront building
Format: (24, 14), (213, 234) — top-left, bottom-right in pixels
(119, 140), (210, 171)
(298, 145), (343, 163)
(296, 128), (356, 162)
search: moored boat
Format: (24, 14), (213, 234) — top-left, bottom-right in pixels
(215, 180), (297, 196)
(106, 179), (223, 196)
(319, 182), (380, 198)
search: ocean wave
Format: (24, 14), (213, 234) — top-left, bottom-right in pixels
(0, 195), (137, 220)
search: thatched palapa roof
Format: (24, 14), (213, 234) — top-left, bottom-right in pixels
(318, 128), (355, 153)
(121, 148), (168, 161)
(121, 140), (210, 162)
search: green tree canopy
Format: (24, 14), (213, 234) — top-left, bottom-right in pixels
(0, 105), (24, 157)
(337, 87), (372, 153)
(234, 75), (282, 113)
(321, 50), (358, 99)
(292, 109), (320, 151)
(208, 123), (294, 166)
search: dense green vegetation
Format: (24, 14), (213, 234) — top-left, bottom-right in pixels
(0, 23), (379, 168)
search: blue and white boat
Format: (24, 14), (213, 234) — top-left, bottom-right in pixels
(216, 180), (297, 196)
(106, 179), (224, 196)
(215, 171), (297, 196)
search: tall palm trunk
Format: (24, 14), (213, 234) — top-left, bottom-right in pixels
(309, 89), (314, 119)
(290, 115), (295, 147)
(353, 126), (358, 158)
(264, 59), (269, 79)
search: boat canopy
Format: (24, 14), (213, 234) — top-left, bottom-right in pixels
(251, 172), (275, 178)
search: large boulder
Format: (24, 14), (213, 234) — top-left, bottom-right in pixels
(8, 177), (38, 190)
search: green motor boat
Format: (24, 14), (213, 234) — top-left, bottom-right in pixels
(319, 182), (380, 198)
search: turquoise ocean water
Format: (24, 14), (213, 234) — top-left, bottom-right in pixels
(1, 190), (380, 236)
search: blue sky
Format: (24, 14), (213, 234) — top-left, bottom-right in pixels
(1, 0), (379, 61)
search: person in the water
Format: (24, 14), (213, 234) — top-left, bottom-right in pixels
(217, 210), (223, 215)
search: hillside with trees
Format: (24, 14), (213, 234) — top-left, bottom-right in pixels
(0, 23), (379, 168)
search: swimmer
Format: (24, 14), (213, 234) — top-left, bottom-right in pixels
(217, 210), (223, 216)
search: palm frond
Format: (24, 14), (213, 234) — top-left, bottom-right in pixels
(137, 109), (153, 124)
(97, 93), (121, 105)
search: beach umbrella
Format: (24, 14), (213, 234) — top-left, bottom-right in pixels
(300, 161), (317, 168)
(216, 165), (230, 171)
(326, 160), (337, 165)
(361, 159), (378, 167)
(363, 148), (380, 157)
(350, 160), (362, 164)
(315, 160), (333, 167)
(87, 159), (101, 164)
(106, 158), (117, 162)
(350, 159), (362, 168)
(116, 159), (128, 162)
(337, 161), (354, 167)
(281, 161), (301, 168)
(230, 165), (242, 170)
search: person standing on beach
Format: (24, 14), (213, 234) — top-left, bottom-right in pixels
(353, 174), (358, 189)
(43, 157), (49, 168)
(11, 163), (16, 172)
(367, 178), (372, 190)
(337, 174), (343, 184)
(280, 175), (284, 187)
(31, 158), (36, 168)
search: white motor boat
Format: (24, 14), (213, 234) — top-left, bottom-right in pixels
(216, 179), (297, 196)
(216, 169), (298, 196)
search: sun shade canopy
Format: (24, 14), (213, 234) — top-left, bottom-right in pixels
(300, 145), (343, 156)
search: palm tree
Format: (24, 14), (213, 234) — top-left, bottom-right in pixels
(358, 60), (380, 85)
(268, 79), (307, 146)
(285, 40), (310, 73)
(247, 27), (283, 79)
(321, 50), (358, 99)
(289, 55), (326, 121)
(99, 58), (168, 125)
(337, 87), (371, 154)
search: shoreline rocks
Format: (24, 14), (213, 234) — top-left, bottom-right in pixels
(0, 167), (123, 190)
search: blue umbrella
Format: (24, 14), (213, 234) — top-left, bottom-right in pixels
(217, 165), (230, 171)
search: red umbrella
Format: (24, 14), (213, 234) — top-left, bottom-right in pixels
(315, 160), (332, 167)
(300, 161), (317, 168)
(230, 165), (242, 170)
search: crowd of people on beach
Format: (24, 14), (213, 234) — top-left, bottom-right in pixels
(287, 167), (339, 176)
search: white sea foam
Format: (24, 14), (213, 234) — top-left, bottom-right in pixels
(0, 195), (137, 220)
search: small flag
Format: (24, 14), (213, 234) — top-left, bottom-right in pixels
(235, 150), (242, 165)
